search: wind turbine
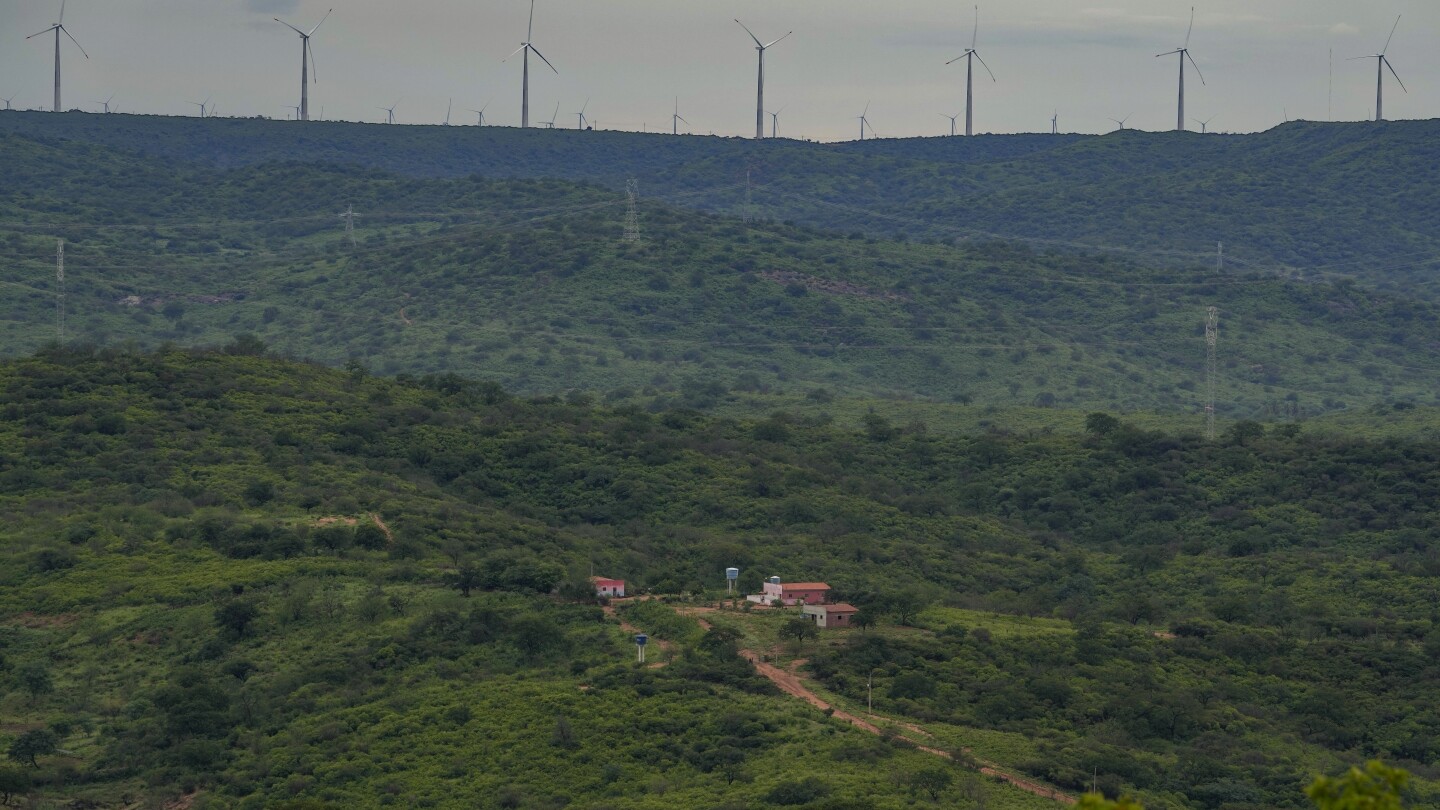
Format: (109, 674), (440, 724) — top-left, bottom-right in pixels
(1109, 115), (1132, 131)
(2, 95), (17, 111)
(274, 8), (331, 122)
(939, 112), (960, 136)
(188, 95), (211, 118)
(575, 98), (590, 129)
(468, 103), (489, 125)
(736, 20), (792, 140)
(505, 0), (558, 128)
(26, 0), (88, 113)
(445, 98), (452, 126)
(1193, 114), (1216, 133)
(378, 99), (399, 124)
(1156, 7), (1204, 132)
(855, 102), (875, 140)
(767, 104), (786, 138)
(1051, 110), (1058, 134)
(94, 94), (114, 114)
(1351, 16), (1406, 122)
(542, 102), (559, 129)
(672, 97), (688, 135)
(946, 6), (995, 137)
(284, 104), (300, 120)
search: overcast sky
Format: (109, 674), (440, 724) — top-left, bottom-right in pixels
(2, 1), (1436, 140)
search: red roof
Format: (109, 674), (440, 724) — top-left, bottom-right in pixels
(591, 577), (624, 586)
(826, 603), (859, 613)
(780, 582), (830, 591)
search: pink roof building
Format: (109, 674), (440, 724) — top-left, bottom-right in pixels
(591, 577), (625, 598)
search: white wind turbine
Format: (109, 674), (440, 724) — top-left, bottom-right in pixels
(1156, 7), (1204, 131)
(274, 8), (331, 122)
(378, 99), (399, 124)
(1051, 110), (1058, 134)
(736, 20), (792, 140)
(946, 6), (994, 137)
(94, 94), (114, 114)
(855, 102), (876, 140)
(505, 0), (558, 128)
(188, 95), (211, 118)
(575, 99), (590, 129)
(445, 98), (453, 126)
(3, 95), (18, 111)
(672, 97), (688, 134)
(767, 104), (786, 138)
(1351, 16), (1406, 122)
(1193, 114), (1216, 133)
(468, 103), (490, 125)
(939, 112), (960, 136)
(1109, 114), (1133, 131)
(26, 0), (88, 113)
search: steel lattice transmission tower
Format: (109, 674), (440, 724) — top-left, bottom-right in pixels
(623, 180), (640, 242)
(55, 239), (66, 343)
(340, 204), (359, 247)
(1204, 306), (1218, 440)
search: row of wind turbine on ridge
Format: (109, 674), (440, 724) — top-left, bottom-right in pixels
(16, 1), (1418, 137)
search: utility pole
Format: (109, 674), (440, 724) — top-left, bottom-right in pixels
(55, 239), (65, 343)
(623, 180), (640, 242)
(340, 204), (359, 247)
(1216, 241), (1223, 273)
(1205, 306), (1218, 441)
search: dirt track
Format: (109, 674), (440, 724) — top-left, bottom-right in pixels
(685, 608), (1076, 805)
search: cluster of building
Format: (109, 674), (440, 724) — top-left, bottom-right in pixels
(590, 572), (857, 629)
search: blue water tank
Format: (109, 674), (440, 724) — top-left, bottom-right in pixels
(768, 576), (781, 585)
(726, 567), (740, 580)
(634, 633), (648, 646)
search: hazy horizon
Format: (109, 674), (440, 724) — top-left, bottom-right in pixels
(1, 0), (1436, 140)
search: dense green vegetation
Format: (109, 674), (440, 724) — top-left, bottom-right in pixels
(3, 128), (1440, 423)
(5, 112), (1440, 292)
(2, 348), (1439, 807)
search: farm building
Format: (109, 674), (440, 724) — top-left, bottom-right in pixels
(802, 603), (859, 629)
(591, 577), (625, 598)
(746, 577), (830, 606)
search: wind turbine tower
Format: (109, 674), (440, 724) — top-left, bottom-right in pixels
(468, 104), (490, 125)
(1193, 115), (1216, 133)
(378, 100), (399, 124)
(1051, 111), (1058, 134)
(274, 8), (331, 121)
(95, 94), (114, 114)
(946, 6), (995, 137)
(1157, 7), (1205, 131)
(855, 102), (874, 140)
(576, 99), (590, 129)
(767, 105), (786, 138)
(940, 112), (960, 136)
(2, 95), (16, 111)
(1109, 115), (1132, 131)
(26, 0), (88, 112)
(1352, 16), (1406, 121)
(673, 97), (689, 135)
(736, 20), (792, 139)
(506, 0), (558, 128)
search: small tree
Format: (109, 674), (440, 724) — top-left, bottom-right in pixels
(453, 564), (483, 598)
(909, 767), (954, 801)
(17, 664), (52, 701)
(550, 715), (579, 750)
(852, 609), (875, 633)
(7, 729), (58, 768)
(1085, 412), (1121, 436)
(214, 600), (259, 639)
(1305, 761), (1409, 810)
(782, 617), (819, 647)
(0, 765), (31, 804)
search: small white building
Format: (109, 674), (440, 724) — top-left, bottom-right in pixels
(591, 577), (625, 598)
(802, 603), (859, 629)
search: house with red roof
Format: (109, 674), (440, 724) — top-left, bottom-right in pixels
(746, 577), (830, 606)
(591, 577), (625, 598)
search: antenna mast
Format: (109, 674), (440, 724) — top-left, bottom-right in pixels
(1205, 306), (1218, 440)
(56, 239), (66, 343)
(623, 179), (640, 242)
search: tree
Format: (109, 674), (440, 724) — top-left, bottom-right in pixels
(550, 715), (579, 749)
(17, 664), (52, 701)
(1086, 412), (1121, 436)
(0, 765), (31, 804)
(782, 617), (818, 646)
(214, 600), (259, 638)
(852, 609), (875, 633)
(1305, 761), (1409, 810)
(453, 564), (482, 598)
(909, 767), (954, 801)
(884, 590), (932, 627)
(6, 729), (57, 768)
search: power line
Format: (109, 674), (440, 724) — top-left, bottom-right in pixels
(56, 239), (65, 343)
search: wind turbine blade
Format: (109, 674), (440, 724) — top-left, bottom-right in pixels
(1345, 55), (1377, 62)
(862, 101), (870, 117)
(1186, 50), (1205, 85)
(945, 54), (968, 65)
(308, 8), (333, 36)
(27, 25), (58, 40)
(59, 0), (66, 25)
(971, 4), (979, 51)
(1185, 6), (1195, 49)
(502, 44), (526, 61)
(580, 98), (589, 115)
(1382, 14), (1400, 55)
(974, 52), (996, 81)
(61, 26), (89, 59)
(308, 40), (319, 81)
(1156, 49), (1182, 57)
(735, 19), (763, 48)
(677, 116), (689, 124)
(528, 0), (536, 42)
(763, 31), (793, 49)
(777, 104), (787, 115)
(530, 45), (558, 74)
(1385, 57), (1408, 93)
(275, 18), (307, 36)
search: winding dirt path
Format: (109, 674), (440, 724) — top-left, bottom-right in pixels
(683, 608), (1075, 805)
(602, 602), (672, 668)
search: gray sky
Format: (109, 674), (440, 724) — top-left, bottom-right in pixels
(2, 1), (1436, 140)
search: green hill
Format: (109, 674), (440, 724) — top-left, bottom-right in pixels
(4, 112), (1440, 292)
(2, 348), (1439, 807)
(2, 130), (1439, 423)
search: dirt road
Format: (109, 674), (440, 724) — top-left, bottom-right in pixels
(684, 608), (1076, 805)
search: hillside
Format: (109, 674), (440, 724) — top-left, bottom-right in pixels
(3, 112), (1440, 292)
(2, 130), (1439, 422)
(2, 348), (1439, 808)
